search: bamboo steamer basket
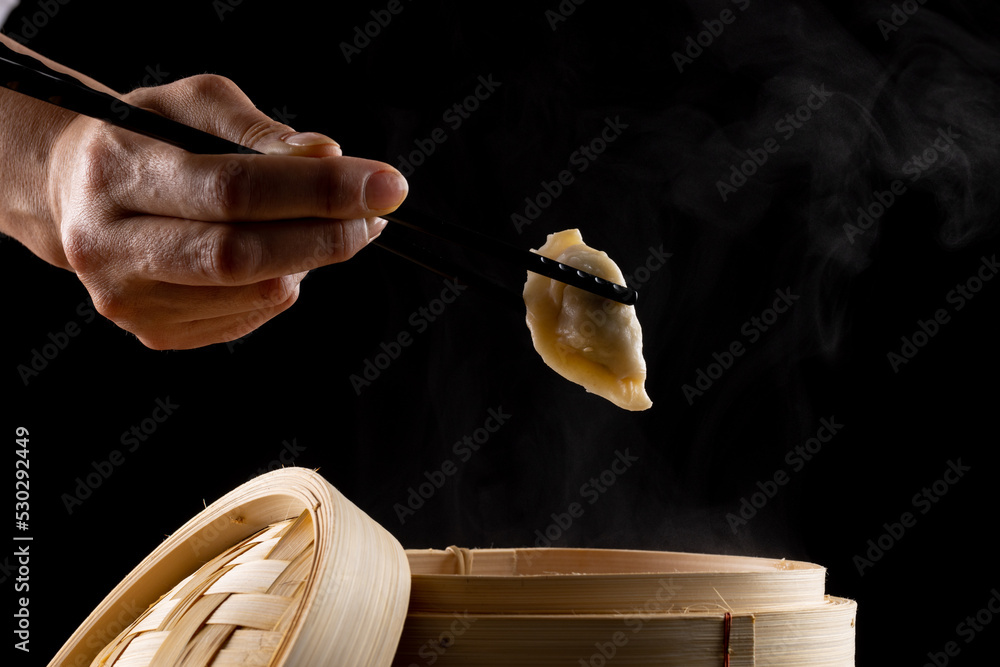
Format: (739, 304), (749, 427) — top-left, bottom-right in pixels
(50, 469), (856, 666)
(48, 468), (411, 667)
(396, 547), (856, 666)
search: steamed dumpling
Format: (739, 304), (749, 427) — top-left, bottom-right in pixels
(523, 229), (652, 411)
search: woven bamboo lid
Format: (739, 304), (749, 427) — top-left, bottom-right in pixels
(48, 468), (411, 667)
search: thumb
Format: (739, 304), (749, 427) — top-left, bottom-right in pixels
(123, 73), (343, 157)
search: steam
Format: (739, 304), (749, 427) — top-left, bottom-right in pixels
(663, 0), (1000, 361)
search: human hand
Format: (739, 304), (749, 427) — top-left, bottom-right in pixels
(47, 74), (407, 349)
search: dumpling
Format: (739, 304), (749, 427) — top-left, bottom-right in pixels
(523, 229), (652, 411)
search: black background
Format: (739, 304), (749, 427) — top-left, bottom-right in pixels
(4, 1), (999, 665)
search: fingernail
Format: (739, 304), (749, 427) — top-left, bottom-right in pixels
(282, 131), (340, 147)
(364, 171), (408, 211)
(367, 217), (388, 241)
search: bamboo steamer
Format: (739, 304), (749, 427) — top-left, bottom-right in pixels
(50, 469), (856, 666)
(396, 548), (856, 666)
(48, 468), (411, 667)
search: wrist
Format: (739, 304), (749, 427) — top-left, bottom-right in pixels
(0, 35), (119, 271)
(0, 85), (78, 270)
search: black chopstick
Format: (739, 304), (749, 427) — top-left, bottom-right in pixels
(371, 224), (524, 311)
(384, 210), (638, 306)
(0, 42), (253, 155)
(0, 41), (638, 306)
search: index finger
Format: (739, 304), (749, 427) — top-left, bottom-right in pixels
(103, 133), (409, 222)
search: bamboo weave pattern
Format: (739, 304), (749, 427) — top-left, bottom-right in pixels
(91, 514), (314, 667)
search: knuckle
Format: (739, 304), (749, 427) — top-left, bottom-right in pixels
(137, 332), (176, 352)
(307, 224), (347, 267)
(184, 73), (242, 101)
(197, 226), (263, 284)
(257, 276), (297, 308)
(319, 219), (367, 265)
(60, 220), (102, 274)
(89, 286), (132, 325)
(62, 125), (138, 228)
(120, 84), (158, 108)
(203, 158), (250, 218)
(77, 129), (127, 197)
(324, 169), (356, 217)
(240, 118), (287, 150)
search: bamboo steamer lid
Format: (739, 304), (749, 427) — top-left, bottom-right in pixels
(48, 468), (411, 667)
(51, 469), (856, 666)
